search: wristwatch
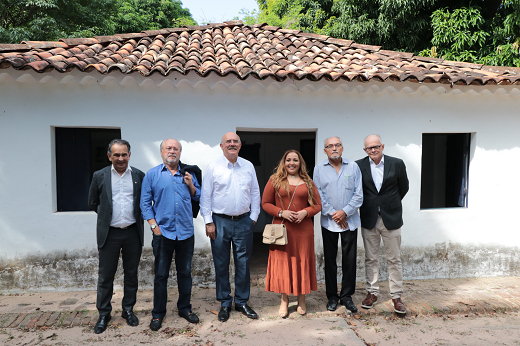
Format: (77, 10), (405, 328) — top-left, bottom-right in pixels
(278, 210), (283, 218)
(151, 223), (157, 230)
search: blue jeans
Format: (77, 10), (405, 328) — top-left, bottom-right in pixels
(152, 234), (194, 318)
(211, 214), (254, 307)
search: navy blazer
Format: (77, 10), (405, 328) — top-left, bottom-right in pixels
(355, 155), (409, 230)
(88, 165), (146, 248)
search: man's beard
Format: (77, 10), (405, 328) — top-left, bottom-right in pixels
(165, 155), (179, 165)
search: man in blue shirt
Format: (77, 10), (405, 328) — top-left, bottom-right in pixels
(140, 138), (201, 331)
(313, 136), (363, 313)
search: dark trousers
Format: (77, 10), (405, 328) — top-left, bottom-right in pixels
(151, 234), (194, 319)
(321, 227), (358, 302)
(97, 225), (142, 316)
(211, 214), (254, 307)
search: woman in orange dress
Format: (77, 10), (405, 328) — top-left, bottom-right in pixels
(262, 150), (321, 318)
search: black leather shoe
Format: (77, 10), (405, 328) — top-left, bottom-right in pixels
(179, 311), (199, 324)
(343, 299), (359, 313)
(326, 299), (339, 311)
(218, 306), (231, 322)
(149, 317), (163, 331)
(121, 310), (139, 326)
(235, 304), (258, 319)
(94, 314), (111, 334)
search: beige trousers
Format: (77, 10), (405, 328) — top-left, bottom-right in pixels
(361, 215), (403, 299)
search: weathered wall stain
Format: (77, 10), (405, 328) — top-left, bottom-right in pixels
(0, 247), (216, 292)
(0, 243), (518, 291)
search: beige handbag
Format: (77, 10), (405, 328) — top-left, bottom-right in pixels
(262, 224), (287, 245)
(262, 184), (299, 245)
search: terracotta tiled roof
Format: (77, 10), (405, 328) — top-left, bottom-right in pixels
(1, 21), (520, 86)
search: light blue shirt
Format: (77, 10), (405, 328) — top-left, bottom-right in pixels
(313, 157), (363, 232)
(140, 163), (201, 241)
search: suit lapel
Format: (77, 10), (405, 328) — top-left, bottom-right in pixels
(104, 167), (113, 210)
(382, 155), (392, 189)
(360, 157), (378, 193)
(131, 168), (139, 209)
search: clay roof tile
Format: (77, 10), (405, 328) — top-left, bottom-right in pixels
(0, 20), (517, 85)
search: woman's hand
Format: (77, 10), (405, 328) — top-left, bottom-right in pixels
(294, 210), (308, 223)
(281, 210), (299, 222)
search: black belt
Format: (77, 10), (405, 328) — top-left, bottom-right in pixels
(213, 213), (248, 220)
(110, 223), (136, 230)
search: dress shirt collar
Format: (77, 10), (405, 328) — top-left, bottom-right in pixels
(159, 162), (181, 174)
(369, 155), (385, 166)
(219, 155), (243, 168)
(324, 157), (348, 166)
(111, 165), (132, 175)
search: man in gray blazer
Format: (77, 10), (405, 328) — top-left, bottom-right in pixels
(88, 139), (145, 334)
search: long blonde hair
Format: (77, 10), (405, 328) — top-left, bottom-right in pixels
(269, 150), (316, 206)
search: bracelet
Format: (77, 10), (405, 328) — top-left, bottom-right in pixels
(278, 210), (283, 218)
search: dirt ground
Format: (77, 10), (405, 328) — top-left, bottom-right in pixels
(1, 312), (519, 345)
(352, 312), (520, 346)
(0, 315), (364, 346)
(2, 277), (520, 346)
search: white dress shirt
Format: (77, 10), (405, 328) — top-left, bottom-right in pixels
(200, 155), (261, 224)
(369, 155), (384, 192)
(110, 165), (136, 228)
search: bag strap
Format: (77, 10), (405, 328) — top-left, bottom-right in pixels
(275, 183), (299, 225)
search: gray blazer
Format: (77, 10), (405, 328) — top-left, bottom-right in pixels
(88, 166), (146, 248)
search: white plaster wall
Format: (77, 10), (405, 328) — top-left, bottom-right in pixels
(1, 70), (519, 260)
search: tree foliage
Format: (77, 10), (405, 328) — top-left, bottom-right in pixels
(253, 0), (520, 66)
(0, 0), (196, 44)
(111, 0), (195, 34)
(423, 2), (520, 66)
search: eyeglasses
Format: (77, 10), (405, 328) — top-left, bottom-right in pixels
(364, 145), (382, 151)
(325, 143), (342, 149)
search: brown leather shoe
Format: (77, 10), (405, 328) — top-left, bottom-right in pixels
(392, 298), (406, 314)
(361, 293), (377, 309)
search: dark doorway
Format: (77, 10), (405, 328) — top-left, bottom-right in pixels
(237, 131), (316, 276)
(420, 133), (471, 209)
(55, 127), (121, 211)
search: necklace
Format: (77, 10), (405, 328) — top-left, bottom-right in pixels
(290, 175), (297, 179)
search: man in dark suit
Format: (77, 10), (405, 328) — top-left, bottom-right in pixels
(88, 139), (145, 333)
(356, 134), (409, 314)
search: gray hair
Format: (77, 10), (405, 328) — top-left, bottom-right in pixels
(160, 139), (182, 151)
(107, 139), (131, 155)
(364, 134), (382, 146)
(324, 136), (342, 148)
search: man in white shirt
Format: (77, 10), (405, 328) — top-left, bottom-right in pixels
(88, 139), (145, 333)
(356, 134), (409, 314)
(200, 132), (261, 322)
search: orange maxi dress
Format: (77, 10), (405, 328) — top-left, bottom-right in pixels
(262, 179), (322, 295)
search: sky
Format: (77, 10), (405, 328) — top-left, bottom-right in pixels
(181, 0), (259, 25)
